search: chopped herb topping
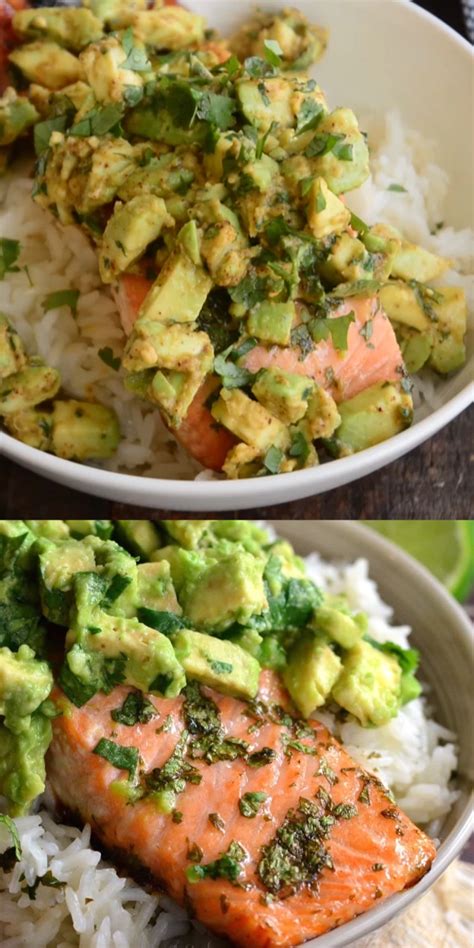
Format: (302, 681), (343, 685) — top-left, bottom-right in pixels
(387, 183), (407, 193)
(0, 814), (22, 870)
(247, 747), (277, 768)
(42, 289), (79, 317)
(208, 658), (233, 675)
(187, 841), (203, 863)
(263, 446), (284, 475)
(332, 803), (358, 820)
(209, 812), (225, 832)
(69, 104), (124, 138)
(317, 758), (338, 785)
(121, 27), (151, 72)
(263, 39), (283, 68)
(93, 738), (139, 778)
(257, 798), (334, 895)
(187, 841), (246, 884)
(98, 347), (121, 372)
(145, 731), (201, 797)
(0, 238), (21, 280)
(239, 791), (267, 818)
(172, 810), (183, 824)
(111, 691), (157, 726)
(372, 863), (385, 872)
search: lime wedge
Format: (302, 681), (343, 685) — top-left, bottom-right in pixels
(364, 521), (474, 602)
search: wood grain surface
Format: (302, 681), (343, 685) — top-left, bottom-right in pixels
(2, 405), (472, 519)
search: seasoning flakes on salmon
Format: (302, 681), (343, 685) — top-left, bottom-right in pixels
(47, 673), (436, 948)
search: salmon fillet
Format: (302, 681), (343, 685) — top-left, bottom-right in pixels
(47, 673), (435, 948)
(243, 298), (404, 404)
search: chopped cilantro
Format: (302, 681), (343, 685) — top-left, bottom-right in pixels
(290, 324), (315, 360)
(247, 747), (277, 768)
(137, 608), (186, 636)
(195, 91), (236, 131)
(263, 39), (283, 68)
(229, 272), (268, 309)
(69, 104), (124, 138)
(121, 28), (151, 72)
(300, 176), (315, 198)
(296, 99), (324, 135)
(332, 802), (358, 819)
(145, 731), (201, 797)
(289, 430), (310, 463)
(263, 446), (284, 475)
(239, 791), (267, 817)
(98, 347), (121, 372)
(359, 319), (373, 343)
(310, 311), (355, 351)
(93, 738), (139, 778)
(244, 57), (274, 78)
(332, 279), (382, 298)
(257, 798), (334, 894)
(0, 238), (21, 280)
(258, 80), (271, 106)
(186, 841), (246, 884)
(209, 812), (225, 831)
(387, 183), (407, 193)
(34, 114), (69, 157)
(42, 289), (79, 317)
(0, 815), (22, 868)
(208, 659), (233, 675)
(111, 691), (157, 726)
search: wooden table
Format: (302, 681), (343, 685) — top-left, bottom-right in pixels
(2, 405), (472, 518)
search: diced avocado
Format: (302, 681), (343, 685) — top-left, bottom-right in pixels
(332, 639), (402, 726)
(152, 544), (203, 594)
(178, 220), (202, 267)
(131, 7), (205, 49)
(0, 88), (39, 147)
(67, 611), (186, 697)
(99, 195), (173, 283)
(38, 538), (96, 625)
(66, 520), (113, 540)
(51, 400), (120, 460)
(222, 442), (262, 479)
(252, 367), (314, 424)
(85, 0), (147, 29)
(0, 644), (53, 728)
(174, 628), (260, 700)
(0, 315), (27, 381)
(319, 233), (369, 285)
(115, 520), (161, 560)
(232, 7), (327, 71)
(283, 631), (342, 718)
(78, 537), (138, 619)
(119, 151), (199, 204)
(430, 333), (466, 374)
(247, 301), (295, 347)
(307, 108), (369, 194)
(327, 382), (413, 457)
(161, 520), (210, 550)
(3, 408), (53, 451)
(181, 550), (267, 633)
(201, 221), (249, 288)
(135, 251), (212, 325)
(80, 36), (143, 105)
(428, 286), (467, 374)
(391, 240), (450, 283)
(0, 363), (60, 415)
(306, 177), (350, 239)
(13, 8), (103, 51)
(24, 520), (69, 542)
(125, 103), (206, 146)
(9, 42), (82, 91)
(211, 388), (291, 453)
(237, 76), (294, 133)
(137, 560), (181, 614)
(245, 154), (280, 192)
(379, 282), (430, 332)
(313, 605), (364, 649)
(299, 386), (341, 440)
(397, 326), (432, 374)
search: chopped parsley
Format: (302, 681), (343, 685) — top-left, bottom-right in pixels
(111, 691), (157, 726)
(186, 841), (246, 884)
(257, 798), (334, 894)
(93, 738), (139, 778)
(42, 289), (79, 317)
(98, 346), (122, 372)
(145, 731), (201, 797)
(0, 238), (21, 280)
(239, 791), (267, 818)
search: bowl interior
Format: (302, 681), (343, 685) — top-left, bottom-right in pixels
(266, 520), (474, 947)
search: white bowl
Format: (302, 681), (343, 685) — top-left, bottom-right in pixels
(1, 0), (473, 510)
(270, 521), (473, 947)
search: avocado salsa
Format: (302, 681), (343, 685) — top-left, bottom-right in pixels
(0, 2), (468, 476)
(0, 518), (422, 815)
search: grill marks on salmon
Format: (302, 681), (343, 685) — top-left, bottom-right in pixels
(47, 674), (435, 948)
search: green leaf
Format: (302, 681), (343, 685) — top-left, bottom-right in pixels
(111, 691), (157, 726)
(300, 176), (314, 198)
(34, 115), (68, 157)
(69, 104), (124, 138)
(42, 289), (79, 317)
(186, 841), (246, 884)
(0, 815), (22, 865)
(305, 132), (353, 161)
(289, 430), (310, 462)
(239, 791), (267, 817)
(296, 99), (324, 135)
(332, 279), (382, 298)
(349, 212), (369, 237)
(263, 39), (283, 67)
(195, 91), (236, 131)
(222, 54), (240, 77)
(263, 446), (284, 475)
(121, 28), (151, 72)
(387, 183), (407, 193)
(243, 56), (274, 78)
(98, 346), (121, 372)
(229, 272), (268, 309)
(93, 737), (139, 777)
(122, 85), (144, 108)
(137, 608), (186, 636)
(214, 351), (254, 389)
(208, 659), (233, 675)
(315, 188), (326, 212)
(328, 311), (356, 351)
(290, 324), (315, 360)
(332, 139), (353, 161)
(0, 238), (21, 280)
(57, 661), (98, 707)
(101, 574), (132, 608)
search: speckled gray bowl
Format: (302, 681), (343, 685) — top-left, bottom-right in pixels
(266, 521), (474, 947)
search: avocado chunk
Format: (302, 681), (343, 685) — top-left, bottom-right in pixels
(0, 315), (27, 380)
(26, 520), (70, 541)
(135, 250), (212, 326)
(428, 286), (467, 374)
(115, 520), (161, 560)
(283, 631), (342, 718)
(51, 400), (120, 460)
(66, 520), (113, 540)
(181, 550), (268, 634)
(332, 639), (402, 726)
(80, 36), (144, 105)
(38, 538), (96, 625)
(0, 644), (53, 729)
(306, 177), (351, 239)
(313, 604), (365, 649)
(319, 233), (375, 285)
(99, 195), (173, 283)
(252, 367), (314, 424)
(13, 7), (103, 50)
(379, 282), (430, 332)
(231, 7), (327, 71)
(0, 88), (39, 147)
(326, 383), (413, 457)
(299, 386), (341, 440)
(9, 42), (82, 91)
(307, 108), (369, 194)
(237, 76), (294, 133)
(0, 363), (60, 415)
(161, 520), (210, 550)
(137, 561), (181, 614)
(391, 239), (450, 283)
(78, 537), (139, 619)
(211, 388), (291, 453)
(130, 7), (205, 49)
(86, 0), (147, 29)
(248, 300), (295, 347)
(174, 629), (260, 700)
(3, 408), (53, 451)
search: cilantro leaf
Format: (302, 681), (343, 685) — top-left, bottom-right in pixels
(34, 114), (69, 156)
(137, 608), (187, 636)
(263, 446), (284, 474)
(289, 430), (310, 462)
(121, 28), (151, 72)
(229, 272), (268, 309)
(239, 791), (267, 817)
(0, 814), (22, 866)
(98, 346), (121, 372)
(214, 351), (254, 389)
(69, 104), (124, 138)
(387, 183), (407, 193)
(195, 91), (236, 131)
(332, 279), (382, 298)
(263, 39), (283, 67)
(311, 312), (355, 351)
(196, 288), (239, 354)
(93, 737), (139, 777)
(187, 841), (246, 884)
(296, 99), (324, 135)
(244, 57), (274, 78)
(111, 691), (157, 726)
(305, 132), (353, 161)
(42, 289), (79, 317)
(0, 238), (21, 280)
(290, 324), (315, 360)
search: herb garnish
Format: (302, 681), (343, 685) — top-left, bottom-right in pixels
(187, 841), (246, 884)
(0, 238), (21, 280)
(387, 183), (407, 193)
(93, 738), (139, 778)
(121, 28), (151, 72)
(42, 289), (79, 317)
(257, 798), (334, 895)
(263, 446), (284, 475)
(0, 814), (22, 870)
(209, 812), (225, 831)
(111, 691), (157, 726)
(145, 731), (201, 798)
(69, 104), (124, 138)
(98, 347), (122, 372)
(239, 791), (267, 818)
(247, 747), (277, 768)
(310, 311), (355, 351)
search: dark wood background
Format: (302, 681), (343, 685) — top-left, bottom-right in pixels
(1, 0), (472, 519)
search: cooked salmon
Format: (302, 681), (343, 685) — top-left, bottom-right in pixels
(47, 672), (435, 948)
(172, 374), (237, 472)
(243, 297), (404, 403)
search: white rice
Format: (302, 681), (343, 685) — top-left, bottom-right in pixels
(0, 550), (459, 947)
(0, 111), (472, 475)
